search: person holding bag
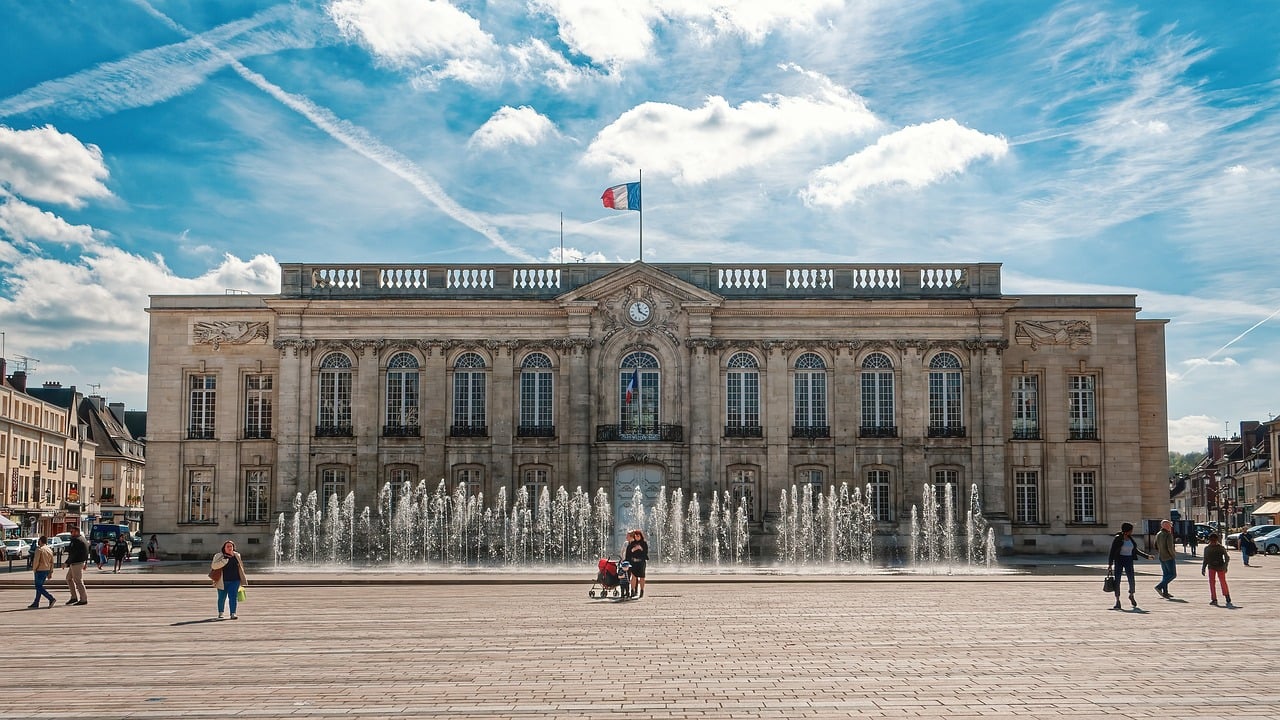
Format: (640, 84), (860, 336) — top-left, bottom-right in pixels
(1107, 522), (1152, 610)
(210, 539), (248, 620)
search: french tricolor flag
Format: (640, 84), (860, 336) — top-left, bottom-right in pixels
(625, 367), (639, 404)
(601, 182), (641, 212)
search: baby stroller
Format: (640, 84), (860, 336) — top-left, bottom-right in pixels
(588, 556), (632, 600)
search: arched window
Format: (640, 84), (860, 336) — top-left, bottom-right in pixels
(725, 352), (760, 437)
(860, 353), (896, 436)
(451, 352), (487, 435)
(384, 352), (420, 435)
(793, 352), (828, 437)
(317, 352), (353, 436)
(619, 351), (660, 438)
(519, 353), (554, 436)
(928, 352), (964, 437)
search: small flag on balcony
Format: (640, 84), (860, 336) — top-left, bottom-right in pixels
(601, 182), (641, 211)
(625, 367), (639, 404)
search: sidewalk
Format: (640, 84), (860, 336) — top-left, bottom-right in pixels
(2, 555), (1276, 718)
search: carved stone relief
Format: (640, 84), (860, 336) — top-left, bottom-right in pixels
(192, 321), (269, 349)
(1014, 320), (1092, 350)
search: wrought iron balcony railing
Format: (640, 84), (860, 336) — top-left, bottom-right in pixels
(859, 424), (898, 438)
(1010, 427), (1041, 440)
(187, 426), (215, 440)
(450, 424), (489, 438)
(1069, 427), (1098, 440)
(927, 425), (966, 438)
(517, 424), (556, 438)
(382, 424), (421, 437)
(596, 423), (684, 442)
(243, 428), (272, 440)
(315, 425), (354, 437)
(791, 425), (830, 439)
(724, 424), (763, 438)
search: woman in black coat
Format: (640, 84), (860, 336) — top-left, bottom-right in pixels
(1107, 522), (1152, 610)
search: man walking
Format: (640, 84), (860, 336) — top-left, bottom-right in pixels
(64, 525), (90, 605)
(1154, 519), (1178, 599)
(28, 536), (57, 609)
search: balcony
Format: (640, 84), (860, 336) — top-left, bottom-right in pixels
(315, 425), (354, 438)
(243, 428), (272, 440)
(596, 423), (684, 442)
(517, 424), (556, 438)
(450, 424), (489, 438)
(1010, 427), (1041, 440)
(382, 424), (421, 438)
(927, 425), (966, 438)
(791, 425), (830, 439)
(724, 424), (763, 438)
(186, 426), (215, 440)
(1069, 427), (1098, 441)
(859, 425), (898, 439)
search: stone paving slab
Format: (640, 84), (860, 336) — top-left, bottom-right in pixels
(2, 557), (1277, 719)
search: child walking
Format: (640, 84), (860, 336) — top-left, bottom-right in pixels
(1200, 533), (1233, 608)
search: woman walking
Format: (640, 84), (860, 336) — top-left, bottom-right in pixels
(1107, 522), (1152, 610)
(1201, 533), (1233, 607)
(210, 539), (248, 619)
(111, 536), (128, 573)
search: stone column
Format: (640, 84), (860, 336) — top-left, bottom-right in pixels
(273, 335), (313, 512)
(355, 342), (381, 508)
(971, 340), (1008, 517)
(763, 342), (791, 523)
(490, 342), (514, 495)
(687, 337), (714, 499)
(897, 341), (926, 518)
(422, 342), (449, 484)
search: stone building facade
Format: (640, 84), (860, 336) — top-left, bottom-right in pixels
(145, 262), (1169, 559)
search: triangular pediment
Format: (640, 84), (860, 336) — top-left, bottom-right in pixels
(556, 262), (723, 307)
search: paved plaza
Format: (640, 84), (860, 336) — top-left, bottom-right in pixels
(2, 556), (1278, 719)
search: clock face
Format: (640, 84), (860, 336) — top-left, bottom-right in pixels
(628, 301), (652, 323)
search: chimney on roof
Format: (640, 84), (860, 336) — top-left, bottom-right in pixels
(108, 402), (125, 425)
(10, 370), (26, 393)
(89, 395), (105, 411)
(43, 381), (62, 389)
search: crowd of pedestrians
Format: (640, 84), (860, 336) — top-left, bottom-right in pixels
(1106, 517), (1256, 611)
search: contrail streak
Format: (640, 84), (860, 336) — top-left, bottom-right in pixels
(130, 1), (534, 261)
(1171, 304), (1280, 381)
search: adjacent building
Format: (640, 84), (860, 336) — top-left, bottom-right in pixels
(146, 261), (1170, 559)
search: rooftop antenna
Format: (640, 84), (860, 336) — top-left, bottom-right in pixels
(13, 354), (39, 373)
(88, 383), (101, 396)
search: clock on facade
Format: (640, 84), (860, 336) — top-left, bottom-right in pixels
(628, 300), (652, 324)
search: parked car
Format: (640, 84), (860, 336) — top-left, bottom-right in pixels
(4, 538), (30, 560)
(1226, 524), (1280, 549)
(1194, 523), (1214, 541)
(1252, 528), (1280, 555)
(46, 534), (69, 551)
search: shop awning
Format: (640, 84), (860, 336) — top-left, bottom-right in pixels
(0, 514), (17, 529)
(1251, 501), (1280, 515)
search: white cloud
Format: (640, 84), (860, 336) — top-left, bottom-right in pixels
(469, 106), (559, 150)
(584, 69), (879, 184)
(532, 0), (844, 67)
(0, 249), (280, 350)
(0, 193), (100, 247)
(329, 0), (498, 67)
(1168, 415), (1223, 454)
(801, 119), (1008, 207)
(0, 125), (111, 208)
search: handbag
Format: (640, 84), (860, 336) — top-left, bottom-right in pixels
(1102, 573), (1117, 593)
(208, 568), (222, 582)
(236, 586), (247, 602)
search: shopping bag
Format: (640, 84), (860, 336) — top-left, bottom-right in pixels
(1102, 574), (1117, 593)
(236, 586), (246, 602)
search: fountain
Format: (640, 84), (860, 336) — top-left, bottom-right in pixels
(271, 479), (999, 573)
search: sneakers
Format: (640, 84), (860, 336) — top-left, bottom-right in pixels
(26, 603), (39, 609)
(47, 598), (56, 608)
(1225, 596), (1234, 608)
(1210, 599), (1219, 606)
(218, 613), (224, 619)
(230, 614), (238, 620)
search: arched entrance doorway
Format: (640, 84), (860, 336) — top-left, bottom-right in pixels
(614, 465), (663, 550)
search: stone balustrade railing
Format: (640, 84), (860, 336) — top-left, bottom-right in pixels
(281, 262), (1001, 299)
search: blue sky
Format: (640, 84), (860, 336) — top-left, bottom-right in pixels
(1, 0), (1277, 452)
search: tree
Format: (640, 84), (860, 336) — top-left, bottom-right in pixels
(1169, 451), (1205, 477)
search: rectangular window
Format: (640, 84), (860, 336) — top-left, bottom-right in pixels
(188, 374), (217, 439)
(1014, 470), (1039, 524)
(186, 469), (214, 522)
(794, 373), (827, 427)
(519, 371), (554, 427)
(730, 467), (757, 522)
(1011, 375), (1039, 439)
(244, 469), (270, 524)
(386, 371), (420, 428)
(318, 370), (352, 430)
(244, 375), (273, 439)
(523, 467), (549, 504)
(1072, 470), (1096, 523)
(455, 467), (482, 496)
(933, 469), (960, 516)
(860, 372), (894, 428)
(867, 469), (891, 521)
(1068, 375), (1097, 439)
(320, 468), (348, 503)
(726, 370), (760, 427)
(798, 468), (824, 507)
(929, 372), (963, 428)
(453, 372), (487, 427)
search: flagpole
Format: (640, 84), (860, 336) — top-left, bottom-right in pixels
(639, 168), (643, 262)
(560, 212), (564, 265)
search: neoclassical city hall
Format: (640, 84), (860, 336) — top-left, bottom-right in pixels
(146, 261), (1169, 559)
